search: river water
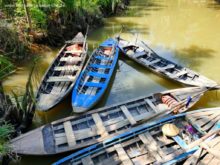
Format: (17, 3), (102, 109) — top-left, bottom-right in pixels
(3, 0), (220, 164)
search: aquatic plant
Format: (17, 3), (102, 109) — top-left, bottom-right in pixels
(0, 56), (15, 80)
(0, 121), (14, 157)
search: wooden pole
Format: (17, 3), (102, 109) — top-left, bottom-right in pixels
(22, 0), (32, 31)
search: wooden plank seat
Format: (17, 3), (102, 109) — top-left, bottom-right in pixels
(63, 121), (76, 147)
(140, 58), (161, 66)
(114, 144), (133, 165)
(54, 66), (80, 71)
(60, 56), (82, 62)
(133, 51), (146, 58)
(171, 70), (188, 79)
(144, 99), (159, 112)
(92, 113), (108, 137)
(87, 72), (108, 78)
(47, 76), (76, 82)
(90, 64), (112, 69)
(65, 50), (83, 54)
(80, 82), (104, 88)
(95, 55), (112, 61)
(156, 64), (175, 72)
(120, 105), (137, 125)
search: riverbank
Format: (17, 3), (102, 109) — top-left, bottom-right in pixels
(0, 0), (130, 163)
(0, 0), (129, 62)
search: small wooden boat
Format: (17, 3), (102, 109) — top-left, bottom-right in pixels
(118, 37), (218, 88)
(36, 32), (88, 111)
(52, 107), (220, 165)
(71, 38), (119, 113)
(11, 87), (206, 155)
(184, 131), (220, 165)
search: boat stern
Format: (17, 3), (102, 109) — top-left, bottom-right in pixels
(10, 126), (49, 155)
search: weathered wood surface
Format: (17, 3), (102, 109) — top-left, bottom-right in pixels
(184, 136), (220, 165)
(53, 112), (211, 165)
(118, 38), (219, 88)
(11, 87), (209, 155)
(36, 32), (88, 111)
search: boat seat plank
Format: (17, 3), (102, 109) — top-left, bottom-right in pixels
(81, 156), (94, 165)
(90, 64), (112, 69)
(65, 50), (82, 54)
(133, 51), (146, 58)
(156, 64), (175, 72)
(120, 105), (137, 125)
(82, 82), (104, 88)
(92, 113), (108, 137)
(144, 132), (166, 157)
(60, 56), (82, 62)
(54, 66), (80, 71)
(95, 56), (112, 61)
(63, 121), (76, 147)
(88, 72), (108, 78)
(114, 144), (133, 165)
(140, 58), (161, 66)
(139, 134), (162, 161)
(47, 76), (76, 82)
(171, 70), (188, 78)
(144, 99), (158, 112)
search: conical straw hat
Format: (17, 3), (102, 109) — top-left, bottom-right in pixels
(162, 123), (180, 137)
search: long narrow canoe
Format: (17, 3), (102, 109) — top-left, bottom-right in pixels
(184, 133), (220, 164)
(71, 38), (119, 113)
(36, 32), (88, 111)
(52, 107), (220, 165)
(118, 37), (218, 88)
(11, 87), (206, 155)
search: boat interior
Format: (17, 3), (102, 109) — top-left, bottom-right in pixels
(69, 117), (202, 165)
(76, 45), (115, 96)
(38, 41), (85, 97)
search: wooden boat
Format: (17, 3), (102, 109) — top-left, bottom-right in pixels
(71, 38), (119, 113)
(11, 87), (206, 155)
(184, 132), (220, 165)
(52, 107), (220, 165)
(117, 37), (218, 88)
(36, 32), (88, 111)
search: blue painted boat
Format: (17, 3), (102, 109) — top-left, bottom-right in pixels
(53, 107), (220, 165)
(72, 38), (119, 113)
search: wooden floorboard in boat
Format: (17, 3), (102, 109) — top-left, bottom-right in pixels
(114, 144), (133, 165)
(120, 105), (137, 125)
(63, 121), (76, 147)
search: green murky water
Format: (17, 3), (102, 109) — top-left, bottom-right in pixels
(3, 0), (220, 164)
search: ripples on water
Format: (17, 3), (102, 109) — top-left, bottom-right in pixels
(4, 0), (220, 164)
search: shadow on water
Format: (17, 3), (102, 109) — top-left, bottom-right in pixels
(207, 0), (220, 10)
(122, 0), (167, 17)
(174, 45), (215, 71)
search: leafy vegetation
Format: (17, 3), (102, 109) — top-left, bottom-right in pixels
(0, 122), (14, 156)
(0, 0), (129, 48)
(0, 56), (15, 80)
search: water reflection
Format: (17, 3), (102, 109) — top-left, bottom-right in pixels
(5, 0), (220, 164)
